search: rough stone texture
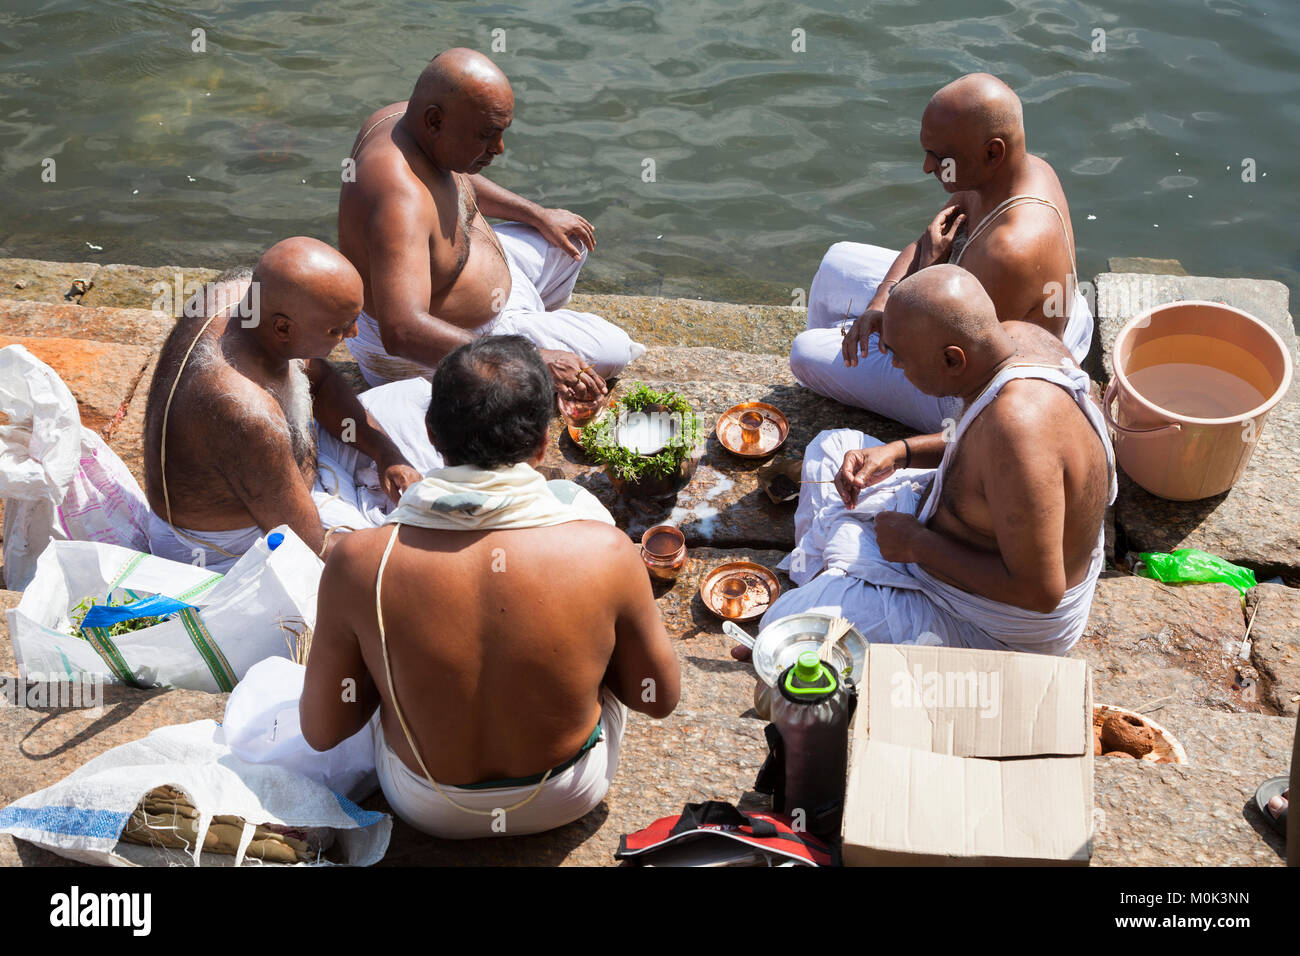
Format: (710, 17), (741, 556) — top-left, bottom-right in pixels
(1095, 273), (1300, 577)
(542, 379), (907, 550)
(1106, 257), (1187, 276)
(0, 298), (174, 350)
(1071, 573), (1259, 714)
(1093, 759), (1286, 865)
(0, 590), (21, 676)
(77, 263), (220, 310)
(1149, 702), (1296, 780)
(1247, 583), (1300, 718)
(569, 293), (807, 355)
(0, 259), (101, 304)
(0, 685), (227, 867)
(0, 335), (153, 438)
(627, 346), (796, 386)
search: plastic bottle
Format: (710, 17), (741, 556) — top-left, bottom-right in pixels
(770, 650), (851, 840)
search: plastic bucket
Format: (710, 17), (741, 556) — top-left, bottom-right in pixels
(1103, 301), (1292, 501)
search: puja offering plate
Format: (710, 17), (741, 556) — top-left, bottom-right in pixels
(699, 561), (780, 622)
(1093, 704), (1187, 764)
(716, 402), (789, 458)
(749, 612), (867, 687)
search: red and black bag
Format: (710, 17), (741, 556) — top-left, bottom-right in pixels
(615, 800), (834, 867)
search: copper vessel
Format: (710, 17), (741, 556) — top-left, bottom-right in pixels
(640, 525), (687, 582)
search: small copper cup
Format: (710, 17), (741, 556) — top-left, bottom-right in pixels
(640, 525), (687, 582)
(719, 577), (748, 617)
(739, 410), (764, 446)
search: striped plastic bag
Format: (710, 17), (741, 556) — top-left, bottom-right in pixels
(6, 525), (321, 693)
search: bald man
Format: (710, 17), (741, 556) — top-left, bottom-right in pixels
(755, 266), (1113, 656)
(142, 238), (425, 571)
(338, 48), (644, 397)
(789, 73), (1092, 433)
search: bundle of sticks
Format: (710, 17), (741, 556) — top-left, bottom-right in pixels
(119, 785), (333, 864)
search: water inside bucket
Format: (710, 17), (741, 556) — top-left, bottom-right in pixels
(1126, 363), (1268, 418)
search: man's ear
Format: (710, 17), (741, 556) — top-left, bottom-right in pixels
(985, 137), (1006, 166)
(424, 103), (443, 135)
(942, 344), (967, 373)
(272, 313), (294, 342)
(529, 431), (549, 466)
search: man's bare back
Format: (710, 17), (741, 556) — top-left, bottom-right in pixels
(309, 519), (678, 785)
(143, 277), (316, 532)
(339, 101), (511, 333)
(923, 322), (1107, 592)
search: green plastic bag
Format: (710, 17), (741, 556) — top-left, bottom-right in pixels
(1134, 548), (1257, 595)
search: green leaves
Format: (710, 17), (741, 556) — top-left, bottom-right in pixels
(578, 383), (702, 482)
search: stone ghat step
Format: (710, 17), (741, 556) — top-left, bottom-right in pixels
(1093, 758), (1287, 866)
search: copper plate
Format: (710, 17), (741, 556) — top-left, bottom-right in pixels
(699, 561), (781, 622)
(716, 402), (789, 458)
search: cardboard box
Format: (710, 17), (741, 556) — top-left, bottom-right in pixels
(841, 644), (1093, 866)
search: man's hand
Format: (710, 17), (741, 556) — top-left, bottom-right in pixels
(534, 208), (596, 261)
(841, 307), (884, 367)
(834, 444), (901, 509)
(377, 459), (422, 504)
(539, 349), (607, 402)
(875, 511), (924, 564)
(916, 204), (966, 269)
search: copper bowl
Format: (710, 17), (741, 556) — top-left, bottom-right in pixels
(698, 561), (780, 622)
(716, 402), (789, 458)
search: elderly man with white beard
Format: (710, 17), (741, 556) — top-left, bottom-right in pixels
(141, 237), (425, 570)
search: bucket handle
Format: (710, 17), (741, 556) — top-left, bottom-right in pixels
(1102, 378), (1182, 438)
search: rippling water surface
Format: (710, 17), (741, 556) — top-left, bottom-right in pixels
(1, 0), (1297, 311)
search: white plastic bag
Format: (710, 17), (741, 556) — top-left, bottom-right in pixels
(0, 720), (391, 866)
(223, 657), (378, 802)
(0, 345), (152, 590)
(7, 526), (322, 692)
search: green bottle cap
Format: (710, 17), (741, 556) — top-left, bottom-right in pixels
(782, 651), (837, 698)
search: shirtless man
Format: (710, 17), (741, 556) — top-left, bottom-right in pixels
(789, 73), (1091, 434)
(142, 238), (421, 571)
(301, 335), (678, 838)
(757, 266), (1114, 655)
(338, 48), (644, 398)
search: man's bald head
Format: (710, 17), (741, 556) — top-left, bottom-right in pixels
(880, 265), (1013, 397)
(248, 237), (364, 360)
(404, 48), (514, 174)
(920, 73), (1025, 192)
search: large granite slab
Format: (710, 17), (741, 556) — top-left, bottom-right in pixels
(104, 353), (158, 488)
(1148, 702), (1296, 780)
(569, 293), (807, 355)
(0, 259), (101, 304)
(1247, 583), (1300, 718)
(1094, 273), (1300, 577)
(0, 334), (153, 438)
(1071, 573), (1259, 714)
(0, 590), (21, 676)
(0, 298), (174, 349)
(542, 379), (907, 550)
(1093, 759), (1286, 865)
(77, 263), (221, 310)
(627, 346), (796, 386)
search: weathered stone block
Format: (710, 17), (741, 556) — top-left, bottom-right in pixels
(0, 298), (174, 350)
(0, 259), (100, 304)
(1248, 583), (1300, 717)
(1071, 573), (1255, 714)
(0, 335), (153, 437)
(568, 293), (807, 355)
(78, 263), (220, 310)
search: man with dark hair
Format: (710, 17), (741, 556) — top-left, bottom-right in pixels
(301, 335), (679, 838)
(338, 48), (644, 396)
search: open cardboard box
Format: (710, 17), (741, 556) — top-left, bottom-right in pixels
(841, 644), (1093, 866)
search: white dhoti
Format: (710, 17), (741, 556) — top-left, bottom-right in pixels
(374, 688), (626, 839)
(767, 362), (1116, 657)
(788, 242), (1095, 432)
(347, 223), (646, 388)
